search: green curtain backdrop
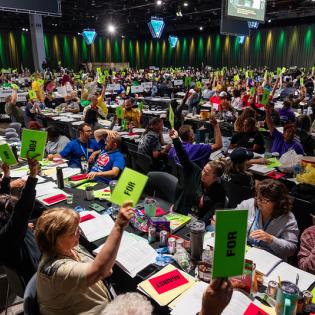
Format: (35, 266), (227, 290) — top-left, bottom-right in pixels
(0, 23), (314, 70)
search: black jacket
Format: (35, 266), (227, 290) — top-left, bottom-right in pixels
(173, 138), (225, 222)
(0, 176), (40, 286)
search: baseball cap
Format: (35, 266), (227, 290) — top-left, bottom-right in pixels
(230, 147), (254, 164)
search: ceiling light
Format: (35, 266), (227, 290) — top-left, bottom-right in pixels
(121, 35), (125, 39)
(176, 10), (183, 17)
(157, 0), (162, 5)
(183, 2), (188, 6)
(108, 24), (116, 33)
(199, 26), (203, 30)
(268, 19), (271, 23)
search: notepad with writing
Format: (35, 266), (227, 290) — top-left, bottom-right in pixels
(79, 211), (115, 242)
(137, 264), (195, 306)
(245, 247), (282, 276)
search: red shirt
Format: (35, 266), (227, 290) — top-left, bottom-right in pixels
(210, 95), (221, 111)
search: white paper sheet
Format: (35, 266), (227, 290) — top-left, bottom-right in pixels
(50, 167), (81, 180)
(35, 181), (58, 197)
(79, 211), (115, 243)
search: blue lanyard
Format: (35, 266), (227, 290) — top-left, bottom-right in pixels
(80, 141), (89, 160)
(254, 208), (272, 232)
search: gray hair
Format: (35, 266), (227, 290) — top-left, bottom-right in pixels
(102, 293), (153, 315)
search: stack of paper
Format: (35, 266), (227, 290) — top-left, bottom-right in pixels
(79, 211), (115, 243)
(170, 285), (253, 315)
(94, 232), (156, 278)
(35, 181), (58, 197)
(245, 247), (282, 276)
(10, 166), (29, 178)
(138, 264), (195, 306)
(249, 164), (274, 175)
(164, 213), (191, 233)
(266, 262), (315, 291)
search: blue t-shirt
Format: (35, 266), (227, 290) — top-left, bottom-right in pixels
(90, 150), (125, 183)
(60, 139), (100, 168)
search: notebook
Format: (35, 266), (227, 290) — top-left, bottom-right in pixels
(249, 164), (274, 175)
(138, 264), (195, 306)
(265, 261), (315, 291)
(164, 213), (191, 233)
(93, 232), (156, 278)
(79, 211), (115, 242)
(245, 247), (282, 276)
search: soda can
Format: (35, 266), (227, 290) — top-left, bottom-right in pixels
(267, 280), (278, 299)
(176, 238), (184, 249)
(168, 237), (176, 254)
(303, 290), (313, 307)
(159, 230), (168, 247)
(148, 226), (156, 243)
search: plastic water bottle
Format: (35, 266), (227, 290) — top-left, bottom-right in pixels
(192, 106), (197, 116)
(307, 106), (313, 116)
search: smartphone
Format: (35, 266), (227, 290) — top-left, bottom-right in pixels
(89, 203), (106, 213)
(137, 264), (160, 280)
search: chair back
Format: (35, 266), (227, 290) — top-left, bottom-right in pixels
(23, 273), (40, 315)
(135, 152), (152, 174)
(221, 179), (254, 208)
(3, 266), (25, 298)
(291, 197), (314, 235)
(9, 123), (22, 137)
(146, 171), (178, 204)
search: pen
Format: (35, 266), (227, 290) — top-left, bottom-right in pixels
(278, 276), (282, 288)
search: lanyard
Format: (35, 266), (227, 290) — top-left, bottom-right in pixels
(254, 208), (272, 232)
(79, 141), (89, 160)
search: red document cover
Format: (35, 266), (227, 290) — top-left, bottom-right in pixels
(149, 269), (189, 295)
(79, 214), (96, 223)
(42, 194), (67, 205)
(244, 303), (269, 315)
(70, 174), (88, 181)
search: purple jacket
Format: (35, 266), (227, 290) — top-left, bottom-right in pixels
(168, 141), (212, 168)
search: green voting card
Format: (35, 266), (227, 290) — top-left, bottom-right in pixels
(184, 77), (192, 88)
(20, 129), (47, 161)
(28, 90), (37, 100)
(212, 209), (248, 278)
(250, 87), (256, 97)
(0, 143), (17, 166)
(116, 106), (123, 119)
(169, 105), (175, 129)
(300, 78), (304, 86)
(261, 89), (270, 105)
(110, 167), (148, 206)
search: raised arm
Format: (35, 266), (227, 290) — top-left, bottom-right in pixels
(85, 202), (134, 285)
(270, 77), (280, 99)
(265, 104), (275, 135)
(11, 90), (17, 105)
(209, 116), (222, 152)
(94, 128), (119, 143)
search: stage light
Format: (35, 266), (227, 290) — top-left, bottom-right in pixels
(168, 36), (179, 48)
(157, 0), (162, 5)
(268, 19), (272, 23)
(248, 21), (259, 29)
(121, 35), (125, 39)
(108, 24), (116, 33)
(238, 36), (245, 44)
(82, 29), (97, 45)
(183, 2), (188, 6)
(148, 17), (165, 38)
(199, 26), (203, 30)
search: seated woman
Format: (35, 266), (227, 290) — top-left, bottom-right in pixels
(229, 117), (265, 154)
(84, 108), (104, 132)
(265, 104), (304, 156)
(45, 126), (70, 156)
(221, 147), (255, 208)
(138, 118), (171, 169)
(237, 179), (299, 260)
(218, 95), (236, 123)
(234, 107), (255, 133)
(35, 203), (134, 315)
(0, 155), (41, 286)
(169, 122), (226, 223)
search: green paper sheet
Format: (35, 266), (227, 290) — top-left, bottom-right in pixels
(94, 187), (111, 200)
(76, 182), (98, 190)
(20, 129), (47, 161)
(169, 105), (175, 129)
(267, 158), (282, 169)
(212, 209), (248, 278)
(184, 77), (192, 88)
(138, 101), (144, 112)
(110, 167), (148, 206)
(0, 143), (17, 166)
(28, 90), (37, 100)
(300, 78), (304, 86)
(250, 87), (256, 97)
(11, 83), (19, 90)
(116, 106), (123, 119)
(277, 68), (281, 76)
(80, 100), (91, 107)
(261, 89), (270, 105)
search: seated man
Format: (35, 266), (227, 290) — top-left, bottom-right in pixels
(298, 225), (315, 275)
(83, 83), (108, 119)
(168, 124), (222, 168)
(123, 98), (141, 128)
(48, 123), (100, 169)
(87, 129), (125, 183)
(265, 104), (304, 156)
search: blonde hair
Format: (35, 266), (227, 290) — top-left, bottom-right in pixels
(35, 207), (79, 255)
(207, 158), (227, 177)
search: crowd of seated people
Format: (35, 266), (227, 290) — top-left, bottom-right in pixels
(1, 65), (315, 315)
